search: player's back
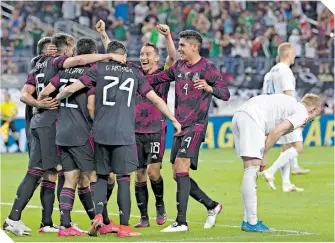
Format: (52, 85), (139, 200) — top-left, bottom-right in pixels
(93, 60), (152, 145)
(237, 94), (307, 134)
(262, 62), (296, 96)
(52, 65), (93, 146)
(30, 55), (68, 129)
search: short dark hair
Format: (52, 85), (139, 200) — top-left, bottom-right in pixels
(76, 37), (97, 55)
(51, 33), (75, 51)
(142, 42), (159, 55)
(107, 40), (127, 55)
(179, 30), (203, 50)
(37, 37), (51, 55)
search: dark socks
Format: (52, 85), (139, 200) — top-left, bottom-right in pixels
(94, 176), (107, 216)
(57, 171), (65, 203)
(190, 177), (217, 210)
(175, 172), (190, 225)
(135, 181), (148, 219)
(117, 175), (131, 226)
(8, 169), (43, 221)
(40, 180), (56, 226)
(102, 182), (115, 225)
(150, 176), (164, 207)
(59, 187), (75, 228)
(78, 186), (95, 220)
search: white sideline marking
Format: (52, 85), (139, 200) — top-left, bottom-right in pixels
(0, 202), (315, 236)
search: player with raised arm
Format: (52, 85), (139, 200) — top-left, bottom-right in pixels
(28, 33), (121, 233)
(55, 40), (181, 237)
(3, 37), (59, 236)
(232, 93), (321, 232)
(95, 19), (177, 228)
(38, 37), (122, 237)
(262, 43), (309, 192)
(145, 30), (230, 232)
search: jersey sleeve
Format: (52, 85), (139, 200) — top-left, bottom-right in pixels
(146, 62), (176, 85)
(51, 56), (69, 69)
(280, 68), (295, 92)
(25, 73), (36, 87)
(50, 74), (61, 89)
(87, 86), (96, 96)
(286, 104), (309, 129)
(205, 63), (230, 101)
(79, 64), (98, 89)
(137, 71), (153, 97)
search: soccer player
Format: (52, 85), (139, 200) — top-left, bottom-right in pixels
(39, 37), (121, 236)
(262, 42), (309, 192)
(0, 92), (20, 152)
(55, 40), (181, 237)
(232, 93), (321, 232)
(3, 37), (59, 236)
(26, 33), (119, 233)
(96, 20), (177, 227)
(145, 30), (230, 232)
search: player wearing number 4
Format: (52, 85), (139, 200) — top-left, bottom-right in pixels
(262, 43), (310, 193)
(55, 40), (181, 237)
(232, 93), (321, 232)
(96, 20), (177, 228)
(145, 30), (230, 232)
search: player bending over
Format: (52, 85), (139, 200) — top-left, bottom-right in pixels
(145, 30), (230, 232)
(232, 94), (321, 232)
(55, 40), (181, 237)
(262, 42), (310, 193)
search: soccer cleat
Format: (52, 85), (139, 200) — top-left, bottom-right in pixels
(156, 205), (167, 225)
(39, 224), (59, 233)
(18, 220), (32, 232)
(291, 167), (311, 175)
(3, 218), (30, 236)
(88, 214), (103, 237)
(282, 183), (304, 192)
(241, 221), (248, 231)
(117, 225), (142, 237)
(261, 170), (276, 190)
(134, 218), (150, 228)
(71, 223), (88, 234)
(58, 226), (86, 237)
(204, 203), (223, 229)
(244, 220), (271, 232)
(161, 222), (188, 232)
(99, 221), (120, 234)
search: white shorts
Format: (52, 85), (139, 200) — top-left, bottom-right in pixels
(232, 111), (265, 159)
(277, 128), (303, 145)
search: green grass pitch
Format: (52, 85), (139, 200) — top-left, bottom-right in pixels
(1, 147), (334, 242)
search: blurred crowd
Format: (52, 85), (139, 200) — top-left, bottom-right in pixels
(1, 1), (334, 75)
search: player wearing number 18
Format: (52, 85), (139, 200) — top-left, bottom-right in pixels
(55, 40), (181, 237)
(145, 30), (230, 232)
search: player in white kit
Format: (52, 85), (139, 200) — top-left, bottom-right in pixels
(232, 93), (321, 232)
(262, 43), (310, 193)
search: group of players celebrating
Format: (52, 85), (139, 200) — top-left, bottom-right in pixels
(3, 19), (321, 237)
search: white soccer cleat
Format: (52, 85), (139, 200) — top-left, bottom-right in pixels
(291, 167), (311, 175)
(204, 203), (223, 229)
(3, 218), (30, 236)
(39, 224), (60, 233)
(18, 220), (32, 232)
(261, 170), (276, 190)
(282, 183), (304, 192)
(160, 222), (188, 232)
